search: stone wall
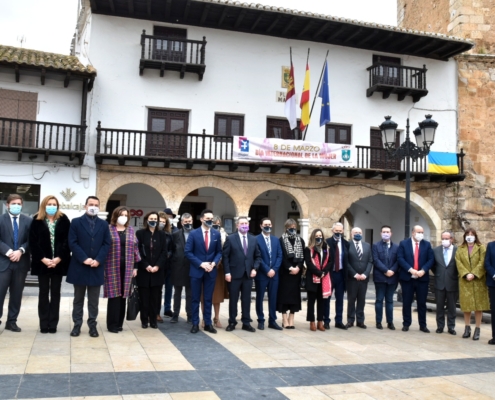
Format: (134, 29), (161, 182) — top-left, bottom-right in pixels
(397, 0), (450, 34)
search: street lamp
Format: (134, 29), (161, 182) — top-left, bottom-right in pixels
(379, 115), (438, 239)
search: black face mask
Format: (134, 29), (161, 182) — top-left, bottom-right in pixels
(287, 228), (296, 236)
(148, 221), (157, 228)
(315, 238), (323, 244)
(204, 220), (213, 227)
(212, 225), (220, 231)
(334, 232), (342, 239)
(183, 223), (192, 231)
(262, 226), (272, 233)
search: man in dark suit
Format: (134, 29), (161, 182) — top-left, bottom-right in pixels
(255, 218), (283, 330)
(184, 209), (222, 334)
(170, 213), (193, 323)
(0, 194), (32, 332)
(324, 222), (349, 330)
(484, 239), (495, 345)
(66, 196), (111, 338)
(397, 225), (435, 333)
(372, 225), (399, 330)
(223, 216), (261, 332)
(432, 230), (458, 335)
(346, 227), (373, 329)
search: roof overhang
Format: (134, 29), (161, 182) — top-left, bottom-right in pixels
(89, 0), (473, 61)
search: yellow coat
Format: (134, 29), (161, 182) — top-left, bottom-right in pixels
(455, 244), (490, 312)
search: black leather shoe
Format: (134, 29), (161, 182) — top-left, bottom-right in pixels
(242, 324), (256, 332)
(117, 327), (123, 332)
(108, 328), (119, 333)
(141, 323), (148, 329)
(40, 328), (49, 334)
(257, 322), (265, 330)
(70, 326), (81, 337)
(473, 327), (480, 340)
(357, 322), (367, 329)
(226, 323), (236, 332)
(324, 323), (330, 330)
(448, 329), (456, 335)
(436, 328), (443, 334)
(335, 323), (348, 330)
(376, 323), (383, 330)
(402, 326), (409, 332)
(268, 322), (283, 330)
(190, 324), (199, 333)
(488, 338), (495, 345)
(204, 324), (217, 334)
(150, 324), (158, 329)
(5, 322), (21, 332)
(164, 310), (174, 318)
(387, 323), (396, 330)
(89, 327), (99, 337)
(346, 322), (354, 328)
(170, 316), (179, 323)
(420, 326), (430, 333)
(48, 328), (57, 334)
(187, 317), (192, 324)
(462, 326), (471, 338)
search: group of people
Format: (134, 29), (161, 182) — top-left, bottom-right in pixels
(1, 194), (495, 347)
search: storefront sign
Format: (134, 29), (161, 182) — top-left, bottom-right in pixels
(233, 136), (356, 167)
(60, 202), (85, 211)
(60, 188), (77, 201)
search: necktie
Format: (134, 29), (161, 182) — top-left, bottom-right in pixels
(334, 241), (340, 272)
(13, 216), (19, 250)
(243, 235), (247, 255)
(355, 242), (362, 260)
(414, 242), (419, 270)
(265, 236), (271, 263)
(384, 242), (389, 265)
(444, 247), (449, 266)
(204, 230), (209, 251)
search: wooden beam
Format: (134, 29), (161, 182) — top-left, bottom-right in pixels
(342, 28), (363, 43)
(64, 72), (71, 88)
(186, 160), (194, 169)
(400, 37), (426, 53)
(425, 41), (451, 57)
(180, 64), (186, 79)
(429, 175), (446, 182)
(229, 163), (239, 171)
(329, 168), (341, 176)
(365, 171), (379, 179)
(40, 68), (46, 85)
(127, 0), (134, 14)
(371, 32), (394, 49)
(270, 164), (282, 173)
(147, 0), (151, 16)
(250, 13), (264, 31)
(266, 16), (280, 33)
(164, 158), (171, 168)
(297, 20), (314, 38)
(414, 174), (429, 182)
(160, 62), (165, 77)
(381, 172), (397, 180)
(347, 170), (360, 178)
(383, 35), (405, 52)
(208, 161), (216, 171)
(183, 0), (191, 21)
(326, 26), (345, 41)
(218, 7), (229, 26)
(164, 0), (172, 19)
(312, 22), (330, 39)
(234, 9), (247, 28)
(142, 158), (148, 167)
(89, 0), (97, 12)
(200, 4), (211, 25)
(440, 46), (463, 60)
(108, 0), (115, 13)
(310, 168), (323, 176)
(282, 17), (297, 35)
(356, 29), (379, 46)
(290, 166), (302, 174)
(398, 90), (412, 101)
(118, 156), (124, 166)
(44, 151), (50, 162)
(17, 149), (22, 162)
(15, 65), (19, 82)
(250, 163), (260, 172)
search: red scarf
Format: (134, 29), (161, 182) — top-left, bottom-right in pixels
(311, 247), (332, 298)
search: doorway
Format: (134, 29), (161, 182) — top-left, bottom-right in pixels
(248, 205), (269, 235)
(179, 201), (207, 229)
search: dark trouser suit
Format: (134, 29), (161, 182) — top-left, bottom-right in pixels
(173, 285), (192, 319)
(38, 274), (63, 330)
(307, 283), (324, 322)
(324, 270), (345, 325)
(139, 285), (161, 325)
(255, 277), (279, 324)
(0, 264), (27, 323)
(347, 279), (368, 324)
(228, 272), (252, 325)
(488, 286), (495, 339)
(73, 285), (100, 328)
(400, 279), (429, 328)
(375, 282), (398, 324)
(191, 270), (216, 326)
(435, 289), (458, 331)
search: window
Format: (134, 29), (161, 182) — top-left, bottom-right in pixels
(146, 108), (188, 157)
(153, 26), (187, 62)
(372, 55), (401, 86)
(0, 183), (40, 215)
(266, 118), (301, 140)
(214, 114), (244, 137)
(0, 88), (38, 120)
(369, 128), (400, 169)
(325, 124), (351, 144)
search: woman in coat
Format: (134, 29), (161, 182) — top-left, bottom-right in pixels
(304, 229), (332, 332)
(29, 195), (71, 334)
(455, 228), (490, 341)
(136, 211), (168, 329)
(277, 218), (305, 329)
(104, 206), (140, 333)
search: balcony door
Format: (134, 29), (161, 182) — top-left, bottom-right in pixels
(369, 129), (400, 170)
(372, 55), (401, 87)
(153, 26), (187, 63)
(266, 118), (301, 140)
(146, 109), (188, 158)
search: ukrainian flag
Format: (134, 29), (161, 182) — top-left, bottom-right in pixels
(427, 151), (459, 174)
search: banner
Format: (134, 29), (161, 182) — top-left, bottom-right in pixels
(233, 136), (356, 167)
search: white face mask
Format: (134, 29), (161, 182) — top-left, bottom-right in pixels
(414, 233), (424, 242)
(441, 240), (451, 248)
(87, 206), (99, 216)
(466, 235), (475, 243)
(117, 216), (128, 226)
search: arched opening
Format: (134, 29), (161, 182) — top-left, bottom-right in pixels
(178, 187), (237, 232)
(249, 190), (302, 236)
(106, 183), (166, 227)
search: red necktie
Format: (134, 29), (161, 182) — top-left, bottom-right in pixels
(414, 242), (419, 270)
(205, 230), (209, 251)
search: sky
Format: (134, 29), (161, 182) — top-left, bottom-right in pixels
(0, 0), (397, 55)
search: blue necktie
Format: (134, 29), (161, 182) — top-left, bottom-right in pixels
(13, 216), (19, 250)
(444, 248), (449, 266)
(266, 236), (271, 264)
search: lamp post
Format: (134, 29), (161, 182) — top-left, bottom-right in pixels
(379, 114), (438, 239)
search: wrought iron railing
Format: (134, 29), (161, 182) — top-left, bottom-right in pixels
(367, 62), (427, 90)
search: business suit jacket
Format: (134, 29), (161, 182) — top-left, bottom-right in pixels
(255, 234), (282, 281)
(431, 245), (458, 292)
(170, 229), (191, 287)
(0, 212), (32, 273)
(326, 237), (349, 273)
(485, 241), (495, 288)
(347, 241), (373, 281)
(66, 214), (111, 286)
(372, 240), (399, 284)
(397, 238), (434, 282)
(185, 227), (222, 279)
(29, 214), (71, 276)
(222, 233), (261, 279)
(135, 228), (168, 287)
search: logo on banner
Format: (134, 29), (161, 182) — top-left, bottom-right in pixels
(239, 137), (249, 152)
(342, 149), (351, 162)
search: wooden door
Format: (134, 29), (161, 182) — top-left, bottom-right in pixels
(146, 109), (188, 158)
(266, 118), (300, 140)
(372, 55), (401, 87)
(248, 205), (269, 235)
(369, 129), (400, 170)
(153, 27), (187, 62)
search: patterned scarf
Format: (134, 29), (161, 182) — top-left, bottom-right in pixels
(310, 247), (332, 298)
(282, 233), (304, 262)
(45, 218), (57, 257)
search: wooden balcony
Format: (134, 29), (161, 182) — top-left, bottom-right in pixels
(95, 123), (465, 182)
(0, 117), (86, 164)
(139, 30), (206, 80)
(367, 63), (428, 103)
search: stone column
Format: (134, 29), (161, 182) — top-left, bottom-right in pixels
(298, 218), (310, 243)
(98, 211), (109, 221)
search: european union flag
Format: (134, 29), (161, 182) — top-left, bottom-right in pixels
(319, 60), (331, 127)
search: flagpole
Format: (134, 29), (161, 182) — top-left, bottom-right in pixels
(302, 49), (329, 141)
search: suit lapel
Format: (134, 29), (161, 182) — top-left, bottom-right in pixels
(3, 213), (14, 240)
(80, 215), (93, 237)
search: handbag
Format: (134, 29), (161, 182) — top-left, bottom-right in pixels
(126, 278), (140, 321)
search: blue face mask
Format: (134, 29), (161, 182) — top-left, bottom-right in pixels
(353, 234), (362, 242)
(9, 204), (22, 215)
(204, 220), (213, 227)
(148, 220), (157, 228)
(46, 206), (58, 216)
(262, 226), (271, 233)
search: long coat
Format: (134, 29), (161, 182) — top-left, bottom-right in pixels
(170, 229), (191, 287)
(135, 228), (168, 287)
(455, 243), (490, 312)
(29, 214), (71, 276)
(104, 225), (141, 298)
(304, 244), (331, 293)
(277, 236), (305, 311)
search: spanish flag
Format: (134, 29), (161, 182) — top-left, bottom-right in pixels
(427, 152), (459, 174)
(300, 63), (310, 131)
